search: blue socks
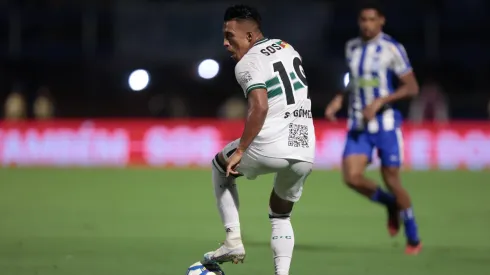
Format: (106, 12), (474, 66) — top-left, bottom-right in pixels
(370, 187), (396, 207)
(371, 187), (420, 244)
(401, 207), (420, 244)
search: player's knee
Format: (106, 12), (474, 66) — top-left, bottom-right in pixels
(381, 167), (401, 188)
(343, 172), (364, 189)
(211, 152), (226, 174)
(211, 152), (242, 178)
(269, 189), (294, 218)
(342, 155), (369, 188)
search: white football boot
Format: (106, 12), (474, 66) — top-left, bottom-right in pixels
(203, 242), (246, 264)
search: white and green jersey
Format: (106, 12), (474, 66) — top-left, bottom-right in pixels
(235, 38), (315, 163)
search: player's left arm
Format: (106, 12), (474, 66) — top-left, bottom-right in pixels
(234, 56), (269, 153)
(378, 43), (419, 105)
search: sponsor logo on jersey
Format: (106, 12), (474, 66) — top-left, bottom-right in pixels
(357, 77), (381, 87)
(237, 71), (252, 85)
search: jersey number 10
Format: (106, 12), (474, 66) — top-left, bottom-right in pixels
(272, 56), (309, 105)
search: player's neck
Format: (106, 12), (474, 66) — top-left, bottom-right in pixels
(253, 34), (266, 46)
(362, 31), (383, 43)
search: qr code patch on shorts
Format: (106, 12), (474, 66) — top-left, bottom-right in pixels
(288, 123), (309, 148)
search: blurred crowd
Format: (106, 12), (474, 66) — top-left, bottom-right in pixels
(2, 78), (460, 123)
(3, 86), (54, 120)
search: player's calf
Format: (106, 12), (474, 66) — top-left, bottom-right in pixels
(212, 153), (242, 236)
(381, 167), (421, 248)
(269, 189), (295, 275)
(344, 172), (375, 196)
(342, 156), (381, 198)
(343, 169), (396, 207)
(206, 152), (246, 264)
(344, 156), (399, 236)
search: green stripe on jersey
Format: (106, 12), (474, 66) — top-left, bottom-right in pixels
(293, 81), (304, 91)
(267, 87), (283, 99)
(246, 83), (266, 95)
(265, 76), (280, 88)
(266, 76), (282, 99)
(263, 73), (306, 99)
(253, 37), (269, 47)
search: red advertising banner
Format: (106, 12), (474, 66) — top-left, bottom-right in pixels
(0, 120), (489, 170)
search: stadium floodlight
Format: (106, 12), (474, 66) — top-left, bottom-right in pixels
(128, 69), (150, 91)
(343, 72), (350, 88)
(198, 59), (220, 79)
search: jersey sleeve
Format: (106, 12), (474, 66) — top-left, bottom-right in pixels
(389, 42), (412, 76)
(344, 72), (354, 93)
(234, 56), (266, 98)
(343, 42), (355, 93)
(344, 42), (353, 65)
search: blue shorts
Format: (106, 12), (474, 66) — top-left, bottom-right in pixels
(342, 129), (404, 167)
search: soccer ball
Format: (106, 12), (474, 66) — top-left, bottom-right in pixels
(186, 261), (225, 275)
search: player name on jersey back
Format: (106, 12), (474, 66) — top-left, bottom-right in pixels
(234, 38), (315, 163)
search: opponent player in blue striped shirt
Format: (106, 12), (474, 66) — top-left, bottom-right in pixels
(325, 2), (422, 254)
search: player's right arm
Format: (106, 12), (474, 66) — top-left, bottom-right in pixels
(325, 40), (355, 121)
(325, 93), (344, 121)
(325, 76), (354, 121)
(234, 55), (268, 154)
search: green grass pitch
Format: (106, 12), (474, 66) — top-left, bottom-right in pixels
(1, 168), (489, 275)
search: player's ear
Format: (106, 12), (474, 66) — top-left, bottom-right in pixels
(380, 16), (386, 26)
(246, 32), (252, 42)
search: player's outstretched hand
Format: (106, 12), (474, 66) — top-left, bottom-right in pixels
(226, 150), (243, 177)
(325, 95), (343, 121)
(324, 105), (338, 121)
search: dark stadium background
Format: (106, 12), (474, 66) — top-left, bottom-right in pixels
(0, 0), (488, 119)
(0, 1), (489, 275)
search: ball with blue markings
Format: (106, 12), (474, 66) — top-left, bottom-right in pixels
(186, 261), (225, 275)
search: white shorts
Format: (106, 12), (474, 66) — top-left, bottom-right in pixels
(218, 139), (313, 202)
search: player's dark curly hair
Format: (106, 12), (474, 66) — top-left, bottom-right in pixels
(224, 5), (262, 29)
(358, 1), (385, 17)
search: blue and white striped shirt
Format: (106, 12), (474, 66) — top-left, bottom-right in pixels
(345, 33), (412, 133)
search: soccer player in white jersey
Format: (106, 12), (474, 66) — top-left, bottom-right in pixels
(325, 2), (422, 255)
(203, 5), (315, 274)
